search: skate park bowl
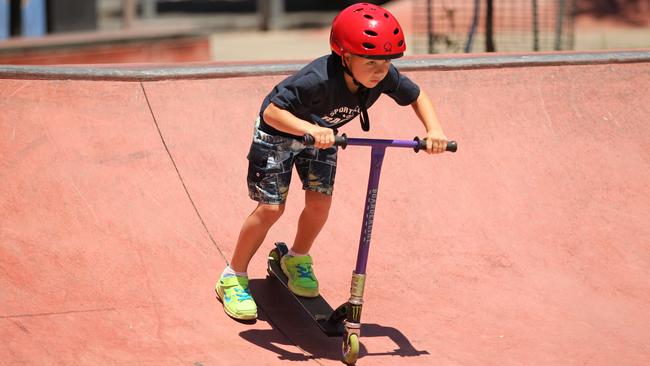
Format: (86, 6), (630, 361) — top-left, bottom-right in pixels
(1, 50), (649, 365)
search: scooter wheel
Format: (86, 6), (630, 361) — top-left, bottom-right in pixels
(341, 333), (359, 365)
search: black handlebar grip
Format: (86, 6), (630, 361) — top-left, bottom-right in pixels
(414, 137), (458, 153)
(447, 141), (458, 152)
(303, 134), (316, 145)
(303, 134), (348, 149)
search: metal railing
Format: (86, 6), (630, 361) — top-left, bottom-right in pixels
(413, 0), (576, 54)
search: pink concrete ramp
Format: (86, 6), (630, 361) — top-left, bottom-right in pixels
(1, 52), (650, 365)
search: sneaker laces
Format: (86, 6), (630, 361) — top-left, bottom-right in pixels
(234, 286), (253, 301)
(296, 264), (314, 279)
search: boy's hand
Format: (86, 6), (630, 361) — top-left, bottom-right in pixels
(424, 131), (448, 154)
(307, 126), (335, 149)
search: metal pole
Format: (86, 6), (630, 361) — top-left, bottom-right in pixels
(555, 0), (566, 50)
(532, 0), (539, 51)
(568, 0), (576, 50)
(465, 0), (480, 53)
(258, 0), (269, 31)
(258, 0), (283, 31)
(486, 0), (495, 52)
(122, 0), (136, 29)
(270, 0), (283, 30)
(426, 0), (434, 53)
(143, 0), (157, 19)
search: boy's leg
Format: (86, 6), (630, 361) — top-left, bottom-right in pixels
(292, 144), (337, 255)
(291, 190), (332, 255)
(218, 118), (295, 319)
(217, 203), (285, 320)
(282, 146), (337, 298)
(230, 203), (285, 272)
(280, 192), (331, 298)
(231, 120), (292, 272)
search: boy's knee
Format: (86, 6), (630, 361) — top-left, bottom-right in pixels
(255, 203), (285, 222)
(305, 193), (332, 214)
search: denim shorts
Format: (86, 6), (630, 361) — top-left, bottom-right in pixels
(247, 118), (338, 204)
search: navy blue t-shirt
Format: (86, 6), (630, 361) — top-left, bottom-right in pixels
(258, 54), (420, 137)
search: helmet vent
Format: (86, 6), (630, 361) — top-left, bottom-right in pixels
(353, 8), (363, 13)
(384, 13), (389, 18)
(393, 28), (400, 35)
(398, 40), (404, 47)
(364, 14), (374, 19)
(362, 42), (376, 49)
(364, 30), (378, 36)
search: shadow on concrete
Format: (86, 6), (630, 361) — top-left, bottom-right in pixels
(240, 278), (429, 362)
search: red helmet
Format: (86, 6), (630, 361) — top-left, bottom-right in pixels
(330, 3), (406, 60)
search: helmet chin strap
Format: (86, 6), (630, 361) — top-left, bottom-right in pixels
(341, 56), (370, 132)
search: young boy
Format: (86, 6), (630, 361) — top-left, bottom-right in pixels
(216, 3), (448, 320)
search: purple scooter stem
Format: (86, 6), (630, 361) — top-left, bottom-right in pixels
(354, 145), (385, 275)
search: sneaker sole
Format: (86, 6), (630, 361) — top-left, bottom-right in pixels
(215, 286), (257, 320)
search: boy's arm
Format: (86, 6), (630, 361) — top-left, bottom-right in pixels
(410, 89), (448, 154)
(263, 103), (335, 148)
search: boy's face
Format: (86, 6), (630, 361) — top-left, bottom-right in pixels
(344, 54), (392, 89)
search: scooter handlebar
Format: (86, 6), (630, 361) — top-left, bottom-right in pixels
(303, 133), (457, 153)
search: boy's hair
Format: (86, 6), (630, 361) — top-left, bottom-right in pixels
(330, 3), (406, 60)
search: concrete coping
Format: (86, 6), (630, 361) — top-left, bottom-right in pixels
(1, 50), (649, 81)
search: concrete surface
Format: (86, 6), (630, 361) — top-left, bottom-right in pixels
(1, 51), (649, 365)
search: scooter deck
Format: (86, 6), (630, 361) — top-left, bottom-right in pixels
(267, 243), (345, 337)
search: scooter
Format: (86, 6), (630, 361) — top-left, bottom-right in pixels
(267, 134), (457, 364)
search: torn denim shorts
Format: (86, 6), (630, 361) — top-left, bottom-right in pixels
(247, 117), (337, 204)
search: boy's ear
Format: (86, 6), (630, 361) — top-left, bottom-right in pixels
(342, 53), (352, 64)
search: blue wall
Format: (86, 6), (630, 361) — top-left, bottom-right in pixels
(0, 0), (9, 39)
(22, 0), (46, 37)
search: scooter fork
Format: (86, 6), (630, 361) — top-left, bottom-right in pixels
(344, 271), (366, 336)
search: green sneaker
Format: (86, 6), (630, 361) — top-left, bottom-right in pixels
(215, 275), (257, 320)
(280, 254), (319, 298)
